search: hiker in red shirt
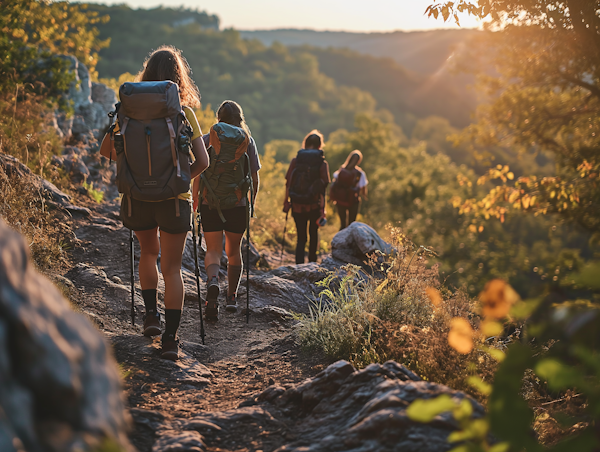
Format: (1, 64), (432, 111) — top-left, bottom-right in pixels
(330, 150), (368, 230)
(283, 130), (330, 264)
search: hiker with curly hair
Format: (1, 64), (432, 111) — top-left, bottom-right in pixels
(330, 150), (368, 230)
(109, 46), (209, 360)
(192, 100), (260, 320)
(283, 130), (330, 264)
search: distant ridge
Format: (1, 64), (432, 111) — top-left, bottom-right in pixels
(239, 28), (480, 75)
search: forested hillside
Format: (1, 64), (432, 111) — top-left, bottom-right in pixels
(42, 3), (593, 300)
(238, 28), (478, 75)
(86, 4), (476, 138)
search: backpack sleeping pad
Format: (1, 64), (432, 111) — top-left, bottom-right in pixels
(330, 167), (361, 206)
(199, 122), (252, 222)
(113, 81), (193, 216)
(289, 148), (325, 205)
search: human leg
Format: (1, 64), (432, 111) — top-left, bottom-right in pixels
(293, 212), (309, 264)
(203, 230), (224, 319)
(204, 231), (224, 279)
(337, 205), (348, 230)
(224, 230), (244, 311)
(224, 231), (243, 292)
(348, 203), (359, 225)
(134, 228), (161, 336)
(308, 209), (320, 263)
(157, 230), (188, 360)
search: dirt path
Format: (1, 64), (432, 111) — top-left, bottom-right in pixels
(64, 198), (328, 452)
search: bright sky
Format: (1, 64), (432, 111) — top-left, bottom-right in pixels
(74, 0), (481, 32)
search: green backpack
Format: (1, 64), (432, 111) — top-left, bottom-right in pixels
(199, 122), (253, 221)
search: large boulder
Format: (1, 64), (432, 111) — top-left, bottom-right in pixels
(331, 222), (394, 265)
(146, 360), (484, 452)
(0, 219), (130, 451)
(57, 56), (117, 141)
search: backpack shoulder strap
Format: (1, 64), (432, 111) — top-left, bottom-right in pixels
(234, 132), (250, 162)
(209, 126), (221, 155)
(165, 117), (179, 175)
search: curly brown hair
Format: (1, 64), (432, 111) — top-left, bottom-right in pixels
(136, 45), (201, 108)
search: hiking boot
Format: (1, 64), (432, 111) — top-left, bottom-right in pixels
(143, 311), (161, 337)
(161, 333), (179, 361)
(225, 293), (237, 313)
(205, 276), (220, 321)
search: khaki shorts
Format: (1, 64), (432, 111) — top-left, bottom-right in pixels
(120, 197), (191, 234)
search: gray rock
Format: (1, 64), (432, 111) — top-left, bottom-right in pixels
(92, 82), (118, 127)
(249, 274), (312, 314)
(110, 335), (212, 386)
(71, 114), (90, 137)
(0, 218), (130, 451)
(67, 263), (132, 308)
(331, 222), (393, 265)
(153, 430), (206, 452)
(149, 359), (483, 452)
(48, 111), (64, 140)
(0, 153), (91, 217)
(56, 112), (74, 141)
(54, 275), (75, 290)
(71, 157), (91, 183)
(57, 56), (117, 140)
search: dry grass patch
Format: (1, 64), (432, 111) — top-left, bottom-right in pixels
(298, 229), (500, 401)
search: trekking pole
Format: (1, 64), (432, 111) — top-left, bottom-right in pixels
(246, 186), (254, 325)
(280, 210), (288, 265)
(191, 212), (206, 345)
(129, 229), (135, 326)
(246, 211), (251, 324)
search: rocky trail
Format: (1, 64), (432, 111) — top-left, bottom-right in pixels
(46, 196), (481, 452)
(0, 152), (487, 452)
(62, 197), (333, 451)
(1, 56), (485, 452)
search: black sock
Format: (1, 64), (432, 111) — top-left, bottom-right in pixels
(142, 289), (157, 314)
(228, 264), (243, 296)
(164, 309), (182, 338)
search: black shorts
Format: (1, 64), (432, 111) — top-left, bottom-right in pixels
(120, 196), (191, 234)
(200, 204), (247, 234)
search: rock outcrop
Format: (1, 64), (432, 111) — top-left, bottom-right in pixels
(47, 56), (119, 198)
(145, 360), (483, 452)
(0, 153), (91, 217)
(0, 219), (130, 451)
(56, 56), (118, 142)
(332, 222), (394, 266)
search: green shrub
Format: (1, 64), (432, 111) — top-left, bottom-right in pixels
(297, 230), (499, 399)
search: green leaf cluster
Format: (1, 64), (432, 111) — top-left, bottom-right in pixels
(0, 0), (108, 97)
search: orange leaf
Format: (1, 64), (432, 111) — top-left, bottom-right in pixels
(448, 318), (474, 354)
(479, 279), (519, 320)
(426, 287), (443, 307)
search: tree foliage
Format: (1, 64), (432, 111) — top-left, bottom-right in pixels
(0, 0), (108, 95)
(427, 1), (600, 233)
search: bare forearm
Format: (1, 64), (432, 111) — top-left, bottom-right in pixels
(190, 159), (207, 179)
(251, 172), (259, 202)
(190, 137), (209, 179)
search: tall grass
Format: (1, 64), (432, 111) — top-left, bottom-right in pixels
(0, 166), (70, 272)
(0, 87), (71, 274)
(0, 87), (67, 186)
(298, 229), (499, 400)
